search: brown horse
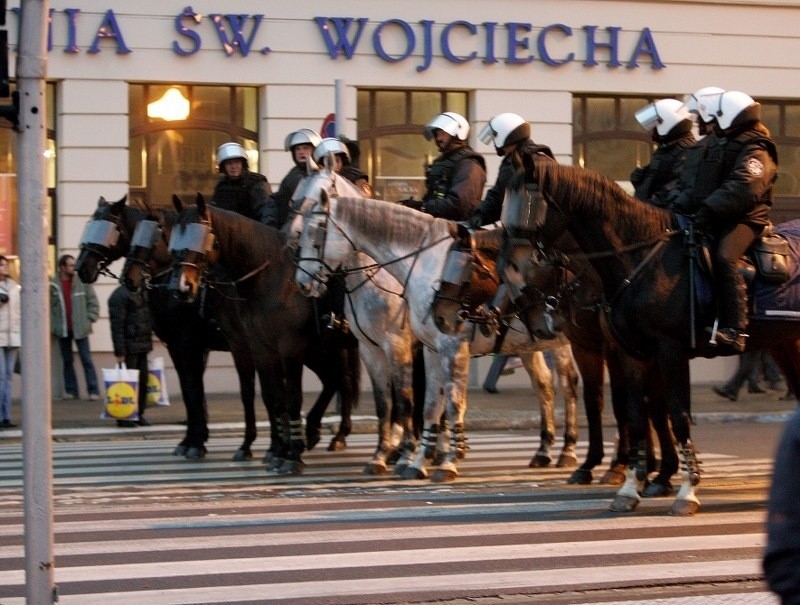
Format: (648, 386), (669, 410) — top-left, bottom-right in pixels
(505, 159), (800, 515)
(167, 195), (360, 474)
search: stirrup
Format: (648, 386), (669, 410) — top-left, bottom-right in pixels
(326, 313), (349, 333)
(715, 328), (747, 352)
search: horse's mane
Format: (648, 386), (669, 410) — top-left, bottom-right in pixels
(333, 196), (454, 249)
(517, 159), (673, 240)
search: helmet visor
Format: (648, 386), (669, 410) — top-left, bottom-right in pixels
(634, 103), (661, 131)
(478, 122), (496, 146)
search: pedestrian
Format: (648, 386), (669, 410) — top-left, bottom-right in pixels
(265, 128), (323, 228)
(211, 142), (272, 223)
(671, 90), (778, 353)
(482, 355), (524, 394)
(419, 111), (486, 221)
(712, 349), (784, 401)
(50, 254), (101, 401)
(630, 98), (696, 208)
(108, 285), (153, 427)
(764, 407), (800, 604)
(0, 255), (21, 428)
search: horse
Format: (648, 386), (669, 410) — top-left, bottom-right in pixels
(119, 203), (358, 457)
(291, 190), (580, 482)
(499, 230), (680, 494)
(291, 165), (420, 475)
(504, 158), (800, 515)
(429, 223), (582, 469)
(167, 195), (361, 474)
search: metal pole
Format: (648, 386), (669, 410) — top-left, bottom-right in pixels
(334, 79), (344, 137)
(17, 0), (55, 603)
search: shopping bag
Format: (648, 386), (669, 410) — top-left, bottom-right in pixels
(146, 356), (170, 407)
(101, 363), (140, 421)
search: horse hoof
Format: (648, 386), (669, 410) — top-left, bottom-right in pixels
(432, 451), (447, 466)
(642, 480), (673, 498)
(431, 468), (458, 483)
(173, 444), (188, 457)
(529, 454), (552, 468)
(609, 495), (640, 513)
(567, 469), (594, 485)
(401, 466), (428, 480)
(393, 463), (409, 476)
(266, 457), (284, 472)
(306, 431), (321, 451)
(278, 459), (305, 475)
(600, 466), (627, 486)
(184, 446), (206, 460)
(670, 499), (700, 517)
(556, 452), (578, 468)
(364, 462), (388, 476)
(232, 448), (253, 462)
(327, 437), (347, 452)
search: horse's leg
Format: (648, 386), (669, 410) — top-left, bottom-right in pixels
(551, 345), (580, 468)
(600, 349), (630, 485)
(304, 386), (334, 451)
(402, 348), (444, 480)
(568, 343), (606, 484)
(609, 355), (651, 513)
(520, 351), (556, 468)
(277, 358), (307, 475)
(432, 340), (470, 483)
(327, 334), (361, 451)
(169, 346), (209, 460)
(229, 348), (257, 461)
(642, 367), (679, 498)
(358, 343), (394, 475)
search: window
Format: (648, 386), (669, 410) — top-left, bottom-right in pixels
(129, 84), (259, 207)
(0, 83), (57, 271)
(356, 89), (469, 201)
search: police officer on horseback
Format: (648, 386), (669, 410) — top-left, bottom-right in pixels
(675, 91), (778, 352)
(419, 112), (487, 221)
(470, 112), (556, 228)
(313, 136), (375, 197)
(265, 128), (322, 228)
(211, 142), (272, 223)
(631, 98), (696, 208)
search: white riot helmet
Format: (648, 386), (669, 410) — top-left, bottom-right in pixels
(683, 86), (725, 124)
(712, 91), (761, 131)
(424, 112), (470, 141)
(313, 137), (350, 165)
(478, 113), (531, 155)
(635, 99), (695, 137)
(216, 142), (247, 171)
(284, 128), (322, 152)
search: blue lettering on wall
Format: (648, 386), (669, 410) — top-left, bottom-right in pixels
(209, 13), (269, 57)
(172, 6), (202, 56)
(87, 10), (131, 54)
(315, 17), (368, 59)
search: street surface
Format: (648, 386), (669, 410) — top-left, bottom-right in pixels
(0, 423), (785, 604)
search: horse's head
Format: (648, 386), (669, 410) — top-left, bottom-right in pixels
(75, 195), (132, 283)
(431, 224), (501, 336)
(120, 206), (175, 292)
(294, 190), (352, 297)
(167, 193), (218, 303)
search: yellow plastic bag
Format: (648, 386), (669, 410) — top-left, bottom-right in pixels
(101, 364), (140, 421)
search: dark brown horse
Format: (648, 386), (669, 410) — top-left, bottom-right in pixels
(505, 159), (800, 515)
(167, 195), (360, 474)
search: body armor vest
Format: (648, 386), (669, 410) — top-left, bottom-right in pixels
(212, 172), (267, 220)
(424, 147), (486, 201)
(634, 136), (694, 202)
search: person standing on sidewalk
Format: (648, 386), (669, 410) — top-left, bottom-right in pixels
(713, 349), (786, 401)
(108, 285), (153, 428)
(50, 254), (101, 400)
(0, 255), (21, 428)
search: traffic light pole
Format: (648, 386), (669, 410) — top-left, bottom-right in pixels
(16, 0), (55, 603)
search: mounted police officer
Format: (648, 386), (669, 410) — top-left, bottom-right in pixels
(630, 98), (696, 208)
(211, 142), (272, 223)
(265, 128), (322, 228)
(470, 112), (556, 228)
(676, 91), (778, 352)
(420, 112), (486, 221)
(313, 137), (374, 197)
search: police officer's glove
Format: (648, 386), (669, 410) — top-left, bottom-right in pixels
(692, 206), (713, 232)
(468, 213), (484, 230)
(398, 198), (423, 211)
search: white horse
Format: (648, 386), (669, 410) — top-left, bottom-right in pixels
(291, 186), (580, 482)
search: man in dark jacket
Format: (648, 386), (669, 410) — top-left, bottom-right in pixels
(211, 142), (272, 223)
(420, 112), (486, 221)
(109, 285), (153, 427)
(265, 128), (322, 228)
(630, 98), (696, 208)
(470, 112), (556, 227)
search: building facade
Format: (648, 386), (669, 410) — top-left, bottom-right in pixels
(3, 0), (799, 385)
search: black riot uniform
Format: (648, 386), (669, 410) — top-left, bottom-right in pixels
(421, 143), (486, 221)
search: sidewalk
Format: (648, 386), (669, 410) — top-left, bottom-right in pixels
(0, 382), (795, 443)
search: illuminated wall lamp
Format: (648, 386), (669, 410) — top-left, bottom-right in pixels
(147, 87), (190, 121)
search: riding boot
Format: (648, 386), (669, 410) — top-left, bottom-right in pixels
(715, 263), (748, 353)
